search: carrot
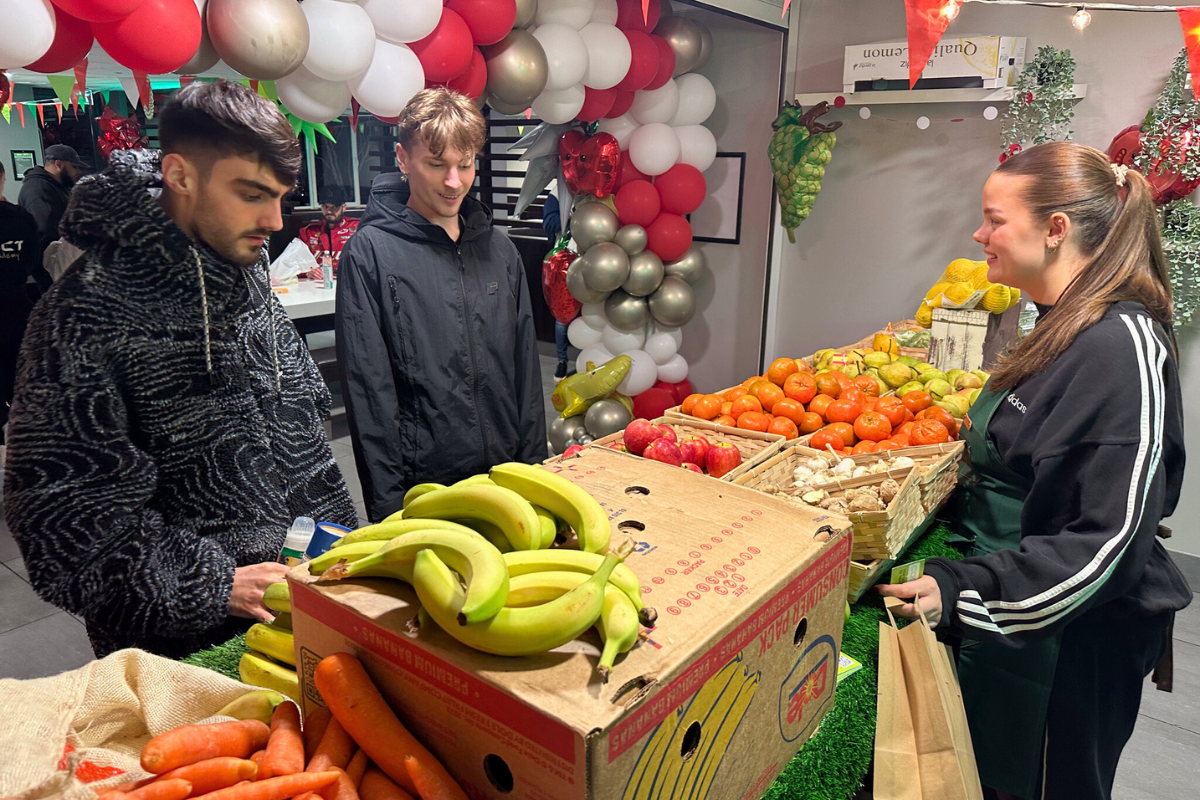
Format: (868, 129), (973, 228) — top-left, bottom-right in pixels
(358, 769), (414, 800)
(303, 707), (332, 763)
(188, 770), (339, 800)
(404, 755), (463, 800)
(250, 752), (266, 767)
(141, 720), (270, 774)
(260, 704), (304, 780)
(317, 768), (359, 800)
(95, 791), (129, 800)
(306, 717), (356, 772)
(345, 752), (368, 788)
(148, 757), (257, 796)
(313, 654), (462, 799)
(123, 779), (191, 800)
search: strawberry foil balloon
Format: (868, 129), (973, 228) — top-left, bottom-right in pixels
(559, 131), (621, 198)
(543, 249), (582, 324)
(1108, 124), (1200, 205)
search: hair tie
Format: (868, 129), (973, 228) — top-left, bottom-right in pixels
(1111, 163), (1130, 188)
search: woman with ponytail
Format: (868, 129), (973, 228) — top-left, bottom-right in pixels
(879, 142), (1192, 800)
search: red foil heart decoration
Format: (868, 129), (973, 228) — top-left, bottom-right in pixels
(559, 130), (621, 199)
(543, 249), (582, 324)
(96, 107), (148, 159)
(1108, 123), (1200, 205)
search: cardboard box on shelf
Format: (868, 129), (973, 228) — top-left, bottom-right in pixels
(290, 448), (852, 800)
(842, 35), (1026, 93)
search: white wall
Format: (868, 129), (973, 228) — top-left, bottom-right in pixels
(0, 85), (45, 200)
(770, 0), (1200, 562)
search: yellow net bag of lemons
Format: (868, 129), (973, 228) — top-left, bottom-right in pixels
(914, 258), (1021, 328)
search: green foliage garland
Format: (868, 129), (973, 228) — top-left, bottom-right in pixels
(1000, 46), (1076, 158)
(1162, 199), (1200, 328)
(1137, 49), (1200, 182)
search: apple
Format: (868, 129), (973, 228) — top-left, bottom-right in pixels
(705, 441), (743, 478)
(623, 419), (661, 456)
(680, 462), (704, 474)
(677, 435), (711, 467)
(654, 424), (678, 444)
(643, 438), (683, 467)
(562, 445), (584, 457)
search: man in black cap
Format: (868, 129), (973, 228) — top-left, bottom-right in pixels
(18, 144), (87, 254)
(299, 185), (358, 281)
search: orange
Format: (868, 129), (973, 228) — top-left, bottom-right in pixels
(767, 357), (800, 387)
(862, 397), (878, 412)
(772, 398), (806, 426)
(827, 422), (857, 448)
(827, 370), (853, 391)
(809, 427), (845, 453)
(852, 440), (880, 455)
(825, 398), (862, 425)
(681, 393), (704, 415)
(757, 383), (786, 413)
(889, 433), (911, 447)
(910, 419), (951, 445)
(798, 412), (824, 434)
(853, 411), (893, 442)
(713, 414), (737, 427)
(692, 394), (723, 420)
(901, 390), (932, 414)
(808, 394), (835, 419)
(737, 412), (770, 432)
(794, 359), (812, 373)
(917, 407), (959, 439)
(768, 416), (800, 439)
(721, 401), (734, 417)
(741, 375), (765, 388)
(841, 387), (866, 407)
(784, 372), (817, 405)
(723, 386), (750, 402)
(877, 439), (906, 452)
(853, 376), (881, 397)
(875, 396), (907, 428)
(905, 408), (917, 422)
(894, 421), (916, 437)
(813, 372), (842, 399)
(730, 395), (763, 419)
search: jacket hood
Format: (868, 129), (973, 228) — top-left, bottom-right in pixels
(358, 171), (494, 245)
(22, 165), (59, 186)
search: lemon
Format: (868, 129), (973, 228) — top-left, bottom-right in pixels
(943, 258), (978, 283)
(915, 302), (933, 328)
(925, 281), (951, 302)
(943, 282), (976, 306)
(970, 263), (992, 289)
(1008, 287), (1021, 306)
(980, 283), (1012, 313)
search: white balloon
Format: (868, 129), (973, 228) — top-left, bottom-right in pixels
(581, 302), (607, 328)
(532, 24), (588, 91)
(596, 113), (639, 150)
(535, 0), (595, 30)
(656, 353), (689, 384)
(673, 124), (718, 171)
(568, 316), (605, 349)
(276, 65), (352, 123)
(630, 79), (679, 125)
(644, 330), (680, 365)
(579, 23), (631, 90)
(360, 0), (441, 44)
(349, 41), (425, 118)
(0, 0), (54, 69)
(602, 323), (646, 354)
(301, 0), (376, 81)
(655, 324), (684, 348)
(628, 123), (681, 177)
(590, 0), (618, 23)
(617, 350), (659, 397)
(531, 84), (586, 124)
(671, 73), (716, 126)
(577, 344), (615, 375)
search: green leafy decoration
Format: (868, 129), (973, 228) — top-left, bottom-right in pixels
(284, 110), (336, 154)
(1163, 199), (1200, 328)
(1137, 49), (1200, 182)
(1000, 46), (1076, 156)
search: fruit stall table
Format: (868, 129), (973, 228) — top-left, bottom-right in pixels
(184, 524), (963, 800)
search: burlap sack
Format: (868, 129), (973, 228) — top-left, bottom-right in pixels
(0, 649), (256, 799)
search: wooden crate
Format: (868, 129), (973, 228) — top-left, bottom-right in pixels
(785, 441), (965, 513)
(845, 505), (946, 602)
(928, 307), (990, 371)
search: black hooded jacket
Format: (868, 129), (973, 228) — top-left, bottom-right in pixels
(336, 174), (547, 522)
(17, 165), (71, 253)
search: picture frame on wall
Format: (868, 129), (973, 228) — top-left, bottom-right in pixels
(689, 152), (746, 245)
(11, 151), (36, 180)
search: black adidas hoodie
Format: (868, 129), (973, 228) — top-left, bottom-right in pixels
(926, 301), (1192, 643)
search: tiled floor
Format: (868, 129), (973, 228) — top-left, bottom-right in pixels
(2, 352), (1197, 795)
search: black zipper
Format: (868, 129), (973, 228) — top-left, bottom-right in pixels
(456, 242), (490, 463)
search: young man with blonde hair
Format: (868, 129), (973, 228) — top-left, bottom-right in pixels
(337, 88), (546, 522)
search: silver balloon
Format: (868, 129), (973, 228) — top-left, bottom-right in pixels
(623, 251), (664, 297)
(664, 246), (705, 285)
(576, 433), (596, 445)
(482, 29), (549, 107)
(585, 398), (633, 439)
(660, 0), (674, 16)
(207, 0), (310, 80)
(695, 21), (714, 71)
(549, 414), (587, 453)
(486, 95), (530, 115)
(572, 202), (619, 252)
(515, 0), (538, 28)
(648, 276), (696, 327)
(614, 224), (647, 255)
(581, 242), (630, 292)
(175, 0), (219, 74)
(654, 16), (704, 77)
(567, 259), (611, 304)
(605, 289), (650, 332)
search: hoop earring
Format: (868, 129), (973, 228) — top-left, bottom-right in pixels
(1047, 241), (1059, 253)
(400, 172), (409, 182)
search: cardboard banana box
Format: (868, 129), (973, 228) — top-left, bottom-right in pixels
(290, 448), (851, 800)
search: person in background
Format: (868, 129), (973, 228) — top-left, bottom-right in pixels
(337, 87), (547, 523)
(18, 143), (86, 254)
(299, 185), (358, 281)
(3, 81), (356, 659)
(0, 159), (44, 447)
(541, 191), (571, 379)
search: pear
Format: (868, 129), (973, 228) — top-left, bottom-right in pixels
(896, 355), (920, 368)
(844, 363), (861, 379)
(972, 369), (991, 386)
(879, 363), (914, 389)
(945, 369), (966, 384)
(913, 362), (937, 375)
(898, 380), (926, 397)
(925, 378), (953, 400)
(954, 372), (984, 391)
(874, 377), (890, 395)
(864, 351), (893, 368)
(969, 388), (981, 405)
(936, 395), (971, 418)
(917, 369), (948, 385)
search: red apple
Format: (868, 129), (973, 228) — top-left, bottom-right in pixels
(623, 418), (661, 456)
(643, 437), (683, 467)
(563, 444), (584, 457)
(654, 424), (678, 444)
(705, 441), (743, 478)
(608, 442), (629, 452)
(677, 435), (711, 467)
(680, 462), (704, 474)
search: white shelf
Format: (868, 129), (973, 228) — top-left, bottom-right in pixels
(794, 84), (1087, 107)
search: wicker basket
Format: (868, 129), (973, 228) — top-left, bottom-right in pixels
(543, 416), (786, 483)
(783, 441), (965, 513)
(848, 558), (889, 602)
(806, 319), (930, 365)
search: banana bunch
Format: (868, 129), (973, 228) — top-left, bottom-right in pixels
(214, 689), (287, 725)
(238, 606), (301, 704)
(916, 258), (1022, 328)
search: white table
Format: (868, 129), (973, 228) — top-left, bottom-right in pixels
(273, 279), (336, 335)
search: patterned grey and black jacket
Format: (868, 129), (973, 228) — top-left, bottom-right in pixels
(2, 150), (356, 658)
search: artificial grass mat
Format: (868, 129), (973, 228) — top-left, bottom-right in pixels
(185, 524), (963, 800)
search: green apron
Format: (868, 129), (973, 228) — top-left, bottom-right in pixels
(953, 387), (1062, 799)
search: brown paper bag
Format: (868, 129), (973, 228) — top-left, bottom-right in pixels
(874, 597), (983, 800)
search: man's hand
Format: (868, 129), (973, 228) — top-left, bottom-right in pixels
(877, 574), (944, 626)
(229, 562), (290, 623)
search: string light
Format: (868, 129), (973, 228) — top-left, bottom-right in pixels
(1072, 6), (1093, 29)
(942, 0), (963, 21)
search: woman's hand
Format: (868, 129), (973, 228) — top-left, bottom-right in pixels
(877, 574), (944, 626)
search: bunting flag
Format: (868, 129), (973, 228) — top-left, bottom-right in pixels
(134, 71), (151, 109)
(1, 103), (9, 124)
(524, 107), (532, 120)
(259, 81), (278, 102)
(350, 98), (360, 128)
(17, 102), (25, 127)
(643, 0), (650, 25)
(250, 79), (260, 93)
(905, 0), (963, 89)
(54, 101), (62, 122)
(782, 0), (792, 17)
(179, 75), (196, 87)
(36, 103), (44, 127)
(119, 74), (140, 108)
(101, 89), (110, 106)
(1179, 7), (1200, 101)
(72, 57), (88, 112)
(47, 74), (75, 108)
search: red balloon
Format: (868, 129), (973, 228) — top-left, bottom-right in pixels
(614, 30), (659, 92)
(26, 6), (93, 73)
(447, 48), (488, 99)
(615, 150), (648, 189)
(615, 180), (661, 227)
(669, 379), (694, 404)
(410, 8), (475, 83)
(606, 90), (636, 118)
(615, 0), (661, 33)
(446, 0), (517, 46)
(633, 387), (676, 420)
(646, 213), (693, 262)
(655, 163), (707, 215)
(577, 87), (615, 122)
(1108, 124), (1200, 205)
(93, 0), (199, 74)
(644, 35), (676, 91)
(52, 0), (144, 24)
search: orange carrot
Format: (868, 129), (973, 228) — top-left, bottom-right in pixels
(358, 769), (414, 800)
(303, 707), (332, 763)
(345, 752), (368, 788)
(250, 752), (265, 767)
(122, 779), (191, 800)
(141, 720), (270, 774)
(95, 790), (129, 800)
(188, 770), (339, 800)
(260, 704), (304, 780)
(404, 756), (463, 800)
(316, 768), (359, 800)
(147, 757), (257, 796)
(306, 717), (356, 772)
(313, 654), (462, 799)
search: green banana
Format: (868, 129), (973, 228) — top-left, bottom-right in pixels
(454, 474), (496, 487)
(215, 689), (286, 725)
(263, 582), (290, 614)
(533, 505), (558, 549)
(411, 540), (633, 656)
(245, 622), (296, 667)
(239, 650), (300, 704)
(325, 529), (509, 625)
(400, 483), (447, 511)
(489, 462), (611, 554)
(456, 519), (514, 553)
(334, 518), (475, 547)
(270, 613), (293, 631)
(403, 483), (541, 551)
(506, 571), (642, 682)
(308, 540), (388, 574)
(502, 549), (656, 626)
